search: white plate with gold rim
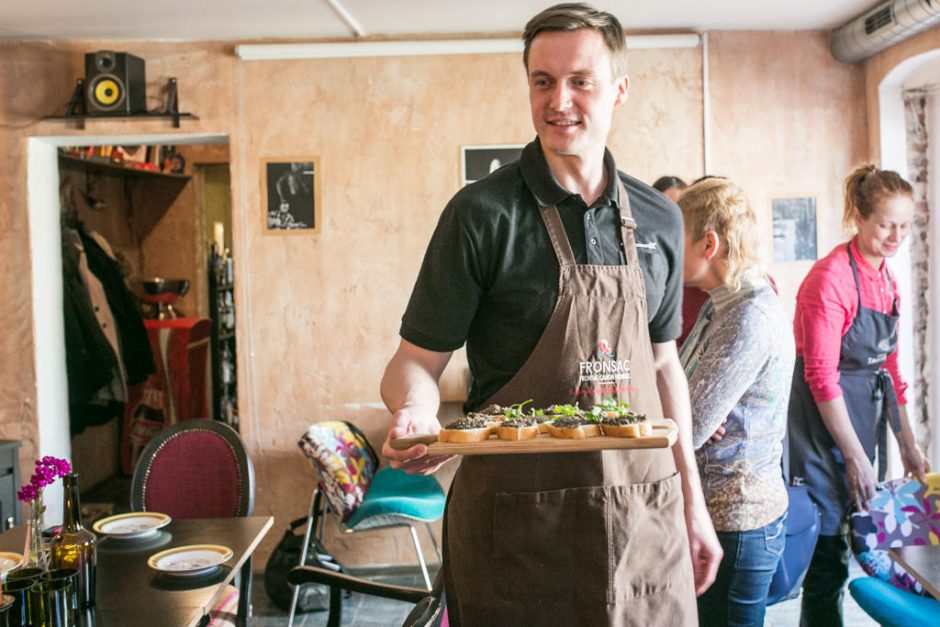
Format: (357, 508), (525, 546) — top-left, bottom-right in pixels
(0, 551), (22, 576)
(148, 544), (233, 577)
(92, 512), (171, 539)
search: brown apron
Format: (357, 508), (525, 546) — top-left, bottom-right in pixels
(443, 186), (696, 626)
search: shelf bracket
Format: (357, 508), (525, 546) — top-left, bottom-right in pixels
(164, 78), (180, 128)
(66, 79), (87, 129)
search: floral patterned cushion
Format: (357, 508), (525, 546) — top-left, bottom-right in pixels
(849, 473), (940, 596)
(299, 421), (378, 523)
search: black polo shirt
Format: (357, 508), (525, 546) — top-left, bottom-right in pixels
(401, 139), (683, 411)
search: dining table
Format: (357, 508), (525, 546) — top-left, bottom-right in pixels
(889, 544), (940, 601)
(0, 515), (273, 627)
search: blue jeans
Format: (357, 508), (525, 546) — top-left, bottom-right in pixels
(698, 513), (787, 627)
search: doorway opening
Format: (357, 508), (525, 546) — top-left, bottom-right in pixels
(27, 133), (235, 522)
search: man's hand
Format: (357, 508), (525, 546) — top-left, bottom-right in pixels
(685, 499), (723, 596)
(382, 406), (454, 475)
(380, 339), (455, 474)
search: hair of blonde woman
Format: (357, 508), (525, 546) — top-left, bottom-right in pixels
(842, 164), (914, 233)
(678, 178), (761, 291)
(522, 3), (628, 79)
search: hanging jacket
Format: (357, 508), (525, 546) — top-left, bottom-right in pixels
(77, 226), (155, 385)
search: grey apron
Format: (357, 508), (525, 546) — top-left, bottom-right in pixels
(788, 243), (902, 535)
(443, 184), (696, 626)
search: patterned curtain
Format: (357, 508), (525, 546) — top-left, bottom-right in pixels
(902, 90), (931, 457)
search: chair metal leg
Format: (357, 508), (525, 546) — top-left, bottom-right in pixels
(425, 522), (442, 563)
(409, 525), (432, 591)
(237, 556), (252, 627)
(289, 490), (323, 627)
(327, 584), (343, 627)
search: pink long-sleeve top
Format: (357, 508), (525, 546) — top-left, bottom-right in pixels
(794, 238), (908, 405)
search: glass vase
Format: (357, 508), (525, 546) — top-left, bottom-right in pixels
(23, 494), (49, 570)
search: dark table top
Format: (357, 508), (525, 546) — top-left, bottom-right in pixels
(1, 515), (273, 627)
(889, 544), (940, 601)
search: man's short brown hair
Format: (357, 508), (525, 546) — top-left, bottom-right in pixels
(522, 3), (628, 79)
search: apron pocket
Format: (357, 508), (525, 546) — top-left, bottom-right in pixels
(607, 471), (690, 603)
(492, 485), (609, 604)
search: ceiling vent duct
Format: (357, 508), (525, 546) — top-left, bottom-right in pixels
(830, 0), (940, 63)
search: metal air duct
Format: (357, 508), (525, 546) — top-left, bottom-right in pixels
(830, 0), (940, 63)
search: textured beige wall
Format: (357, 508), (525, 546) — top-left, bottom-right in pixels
(708, 31), (867, 317)
(0, 31), (867, 567)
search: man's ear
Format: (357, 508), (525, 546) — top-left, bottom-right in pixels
(613, 75), (629, 108)
(703, 230), (721, 261)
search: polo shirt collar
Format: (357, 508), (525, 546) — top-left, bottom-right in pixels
(520, 138), (620, 209)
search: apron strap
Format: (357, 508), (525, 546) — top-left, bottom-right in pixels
(538, 205), (577, 268)
(538, 178), (639, 269)
(616, 180), (639, 266)
(874, 370), (902, 481)
(846, 242), (863, 308)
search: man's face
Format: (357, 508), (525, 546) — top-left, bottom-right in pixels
(527, 29), (628, 162)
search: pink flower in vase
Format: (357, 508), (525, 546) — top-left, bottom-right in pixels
(16, 456), (72, 568)
(17, 456), (72, 506)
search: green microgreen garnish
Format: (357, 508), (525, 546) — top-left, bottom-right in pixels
(503, 399), (533, 419)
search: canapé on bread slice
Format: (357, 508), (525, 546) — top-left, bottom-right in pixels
(495, 417), (539, 441)
(598, 414), (652, 437)
(438, 414), (497, 443)
(592, 399), (652, 438)
(545, 415), (601, 439)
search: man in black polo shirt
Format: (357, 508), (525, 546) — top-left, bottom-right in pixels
(400, 140), (683, 411)
(381, 3), (720, 623)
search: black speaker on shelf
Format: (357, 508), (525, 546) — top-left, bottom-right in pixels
(84, 51), (146, 114)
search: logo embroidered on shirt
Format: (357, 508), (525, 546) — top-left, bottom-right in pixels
(877, 338), (891, 352)
(635, 241), (658, 250)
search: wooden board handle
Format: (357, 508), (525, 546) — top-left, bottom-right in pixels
(388, 434), (439, 450)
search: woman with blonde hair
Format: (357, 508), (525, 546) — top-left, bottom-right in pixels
(678, 178), (794, 626)
(788, 165), (929, 626)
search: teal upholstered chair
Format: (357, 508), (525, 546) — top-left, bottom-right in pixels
(846, 474), (940, 626)
(289, 421), (446, 626)
(849, 577), (940, 626)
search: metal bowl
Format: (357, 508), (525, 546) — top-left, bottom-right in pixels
(142, 278), (190, 297)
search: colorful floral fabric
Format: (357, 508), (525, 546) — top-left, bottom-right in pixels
(849, 473), (940, 595)
(299, 421), (377, 523)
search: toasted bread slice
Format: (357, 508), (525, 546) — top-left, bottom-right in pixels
(495, 423), (539, 441)
(600, 410), (652, 438)
(600, 422), (641, 437)
(438, 415), (497, 443)
(438, 425), (494, 443)
(546, 420), (601, 439)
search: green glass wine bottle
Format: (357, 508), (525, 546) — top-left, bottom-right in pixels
(50, 472), (97, 608)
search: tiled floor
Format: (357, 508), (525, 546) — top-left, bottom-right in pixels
(252, 562), (877, 626)
(252, 567), (434, 627)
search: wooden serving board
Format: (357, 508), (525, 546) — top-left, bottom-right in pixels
(389, 419), (677, 456)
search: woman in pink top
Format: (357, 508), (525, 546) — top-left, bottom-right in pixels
(788, 165), (929, 626)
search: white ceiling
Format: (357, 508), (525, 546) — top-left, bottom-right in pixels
(0, 0), (884, 41)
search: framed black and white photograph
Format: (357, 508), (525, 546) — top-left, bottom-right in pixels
(263, 158), (320, 233)
(461, 145), (524, 186)
(772, 196), (817, 262)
